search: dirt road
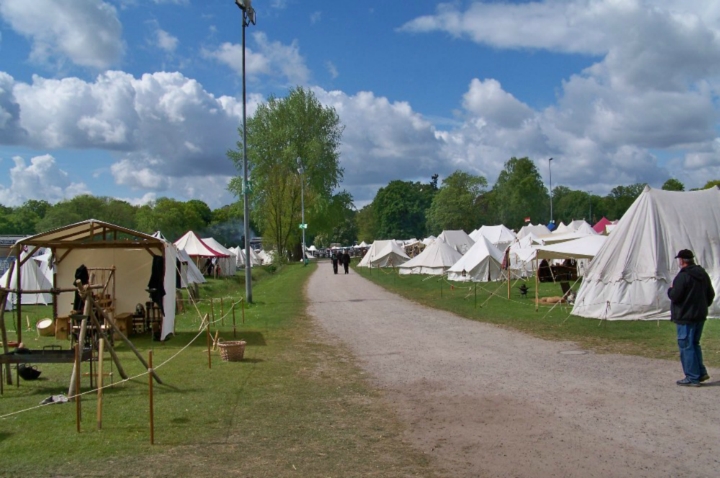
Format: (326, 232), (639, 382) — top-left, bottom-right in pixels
(306, 262), (720, 478)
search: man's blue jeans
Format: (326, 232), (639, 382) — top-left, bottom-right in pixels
(676, 322), (707, 382)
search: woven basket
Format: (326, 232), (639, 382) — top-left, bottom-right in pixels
(218, 340), (246, 362)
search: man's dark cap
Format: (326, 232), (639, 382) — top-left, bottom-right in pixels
(675, 249), (694, 260)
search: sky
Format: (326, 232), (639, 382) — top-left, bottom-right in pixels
(1, 0), (720, 209)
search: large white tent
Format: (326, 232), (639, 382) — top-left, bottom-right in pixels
(470, 225), (516, 252)
(437, 230), (474, 254)
(573, 187), (720, 320)
(448, 235), (505, 282)
(398, 239), (463, 275)
(175, 231), (229, 277)
(152, 231), (205, 286)
(371, 240), (410, 267)
(201, 237), (237, 277)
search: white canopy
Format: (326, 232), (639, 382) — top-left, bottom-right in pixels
(573, 187), (720, 320)
(471, 225), (516, 251)
(398, 239), (463, 275)
(448, 235), (505, 282)
(536, 235), (607, 261)
(554, 222), (571, 233)
(358, 240), (395, 267)
(201, 237), (237, 277)
(175, 231), (228, 258)
(437, 230), (474, 254)
(2, 252), (53, 307)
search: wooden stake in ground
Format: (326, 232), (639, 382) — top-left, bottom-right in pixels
(148, 350), (154, 445)
(220, 297), (224, 326)
(232, 303), (237, 338)
(75, 342), (81, 432)
(97, 334), (104, 430)
(205, 315), (212, 369)
(210, 298), (215, 323)
(0, 287), (13, 386)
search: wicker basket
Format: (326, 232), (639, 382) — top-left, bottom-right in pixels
(218, 340), (246, 362)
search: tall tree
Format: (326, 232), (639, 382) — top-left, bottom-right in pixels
(228, 86), (344, 260)
(372, 180), (435, 239)
(662, 178), (685, 191)
(355, 203), (378, 243)
(605, 183), (646, 219)
(491, 157), (549, 229)
(135, 197), (204, 241)
(425, 170), (487, 234)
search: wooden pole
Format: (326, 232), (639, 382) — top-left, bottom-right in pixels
(87, 302), (127, 380)
(210, 298), (215, 324)
(232, 303), (237, 338)
(75, 342), (81, 432)
(206, 317), (212, 370)
(68, 287), (91, 397)
(0, 288), (13, 385)
(97, 334), (104, 430)
(220, 297), (224, 326)
(535, 259), (539, 312)
(16, 248), (22, 344)
(149, 350), (155, 445)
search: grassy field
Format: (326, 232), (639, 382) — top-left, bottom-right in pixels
(0, 263), (437, 477)
(354, 265), (720, 368)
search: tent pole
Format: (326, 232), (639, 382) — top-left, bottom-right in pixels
(0, 288), (13, 386)
(16, 247), (21, 344)
(535, 258), (539, 312)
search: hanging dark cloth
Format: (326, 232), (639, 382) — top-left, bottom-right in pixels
(176, 258), (182, 289)
(73, 264), (89, 312)
(147, 255), (166, 314)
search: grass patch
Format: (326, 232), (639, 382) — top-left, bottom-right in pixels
(0, 264), (437, 477)
(354, 266), (720, 367)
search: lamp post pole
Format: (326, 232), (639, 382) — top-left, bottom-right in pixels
(297, 158), (307, 266)
(548, 157), (554, 224)
(234, 0), (256, 302)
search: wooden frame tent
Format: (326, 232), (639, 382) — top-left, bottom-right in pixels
(5, 219), (177, 343)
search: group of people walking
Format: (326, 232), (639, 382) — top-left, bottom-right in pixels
(331, 250), (351, 275)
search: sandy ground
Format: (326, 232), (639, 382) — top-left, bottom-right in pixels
(306, 261), (720, 478)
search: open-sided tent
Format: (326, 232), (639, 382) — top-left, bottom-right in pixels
(573, 187), (720, 320)
(437, 230), (474, 254)
(517, 223), (551, 239)
(371, 240), (410, 267)
(536, 235), (607, 261)
(471, 225), (516, 252)
(448, 235), (505, 282)
(398, 239), (463, 275)
(10, 219), (176, 341)
(201, 237), (237, 277)
(175, 231), (229, 276)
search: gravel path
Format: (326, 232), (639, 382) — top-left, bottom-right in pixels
(306, 261), (720, 478)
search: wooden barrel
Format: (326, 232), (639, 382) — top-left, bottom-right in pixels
(37, 318), (54, 337)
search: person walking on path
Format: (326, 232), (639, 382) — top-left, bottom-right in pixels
(331, 251), (339, 274)
(342, 250), (351, 274)
(668, 249), (715, 386)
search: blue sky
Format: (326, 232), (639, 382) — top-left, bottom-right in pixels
(1, 0), (719, 209)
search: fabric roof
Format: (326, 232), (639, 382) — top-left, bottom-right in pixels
(437, 230), (474, 254)
(592, 217), (613, 234)
(175, 231), (228, 257)
(448, 235), (505, 282)
(398, 239), (463, 275)
(536, 235), (607, 260)
(517, 223), (551, 239)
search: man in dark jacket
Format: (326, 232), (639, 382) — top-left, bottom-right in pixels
(668, 249), (715, 386)
(342, 250), (351, 274)
(331, 251), (339, 274)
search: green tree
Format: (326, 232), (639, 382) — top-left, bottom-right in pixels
(426, 170), (487, 234)
(700, 179), (720, 189)
(662, 178), (685, 191)
(228, 86), (344, 260)
(355, 204), (378, 243)
(186, 199), (213, 226)
(605, 183), (646, 219)
(491, 157), (549, 229)
(372, 180), (435, 239)
(135, 198), (204, 241)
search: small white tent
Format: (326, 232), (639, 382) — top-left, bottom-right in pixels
(2, 252), (53, 308)
(398, 239), (463, 275)
(358, 240), (394, 267)
(202, 237), (237, 277)
(573, 187), (720, 320)
(371, 241), (410, 268)
(437, 230), (474, 254)
(517, 223), (552, 239)
(448, 236), (505, 282)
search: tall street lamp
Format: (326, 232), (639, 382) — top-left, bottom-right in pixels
(297, 157), (307, 266)
(234, 0), (256, 302)
(548, 157), (554, 225)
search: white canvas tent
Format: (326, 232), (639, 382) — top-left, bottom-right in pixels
(471, 225), (516, 252)
(536, 235), (607, 261)
(175, 231), (229, 277)
(358, 240), (395, 267)
(2, 251), (53, 308)
(371, 240), (410, 268)
(447, 235), (505, 282)
(151, 231), (205, 286)
(573, 187), (720, 320)
(202, 237), (237, 277)
(554, 222), (571, 234)
(422, 236), (436, 246)
(437, 230), (474, 254)
(398, 239), (463, 275)
(517, 223), (551, 239)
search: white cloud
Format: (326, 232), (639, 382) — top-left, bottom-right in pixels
(326, 61), (338, 80)
(156, 29), (179, 53)
(462, 79), (533, 129)
(204, 32), (310, 85)
(0, 0), (124, 69)
(310, 11), (322, 24)
(0, 154), (89, 206)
